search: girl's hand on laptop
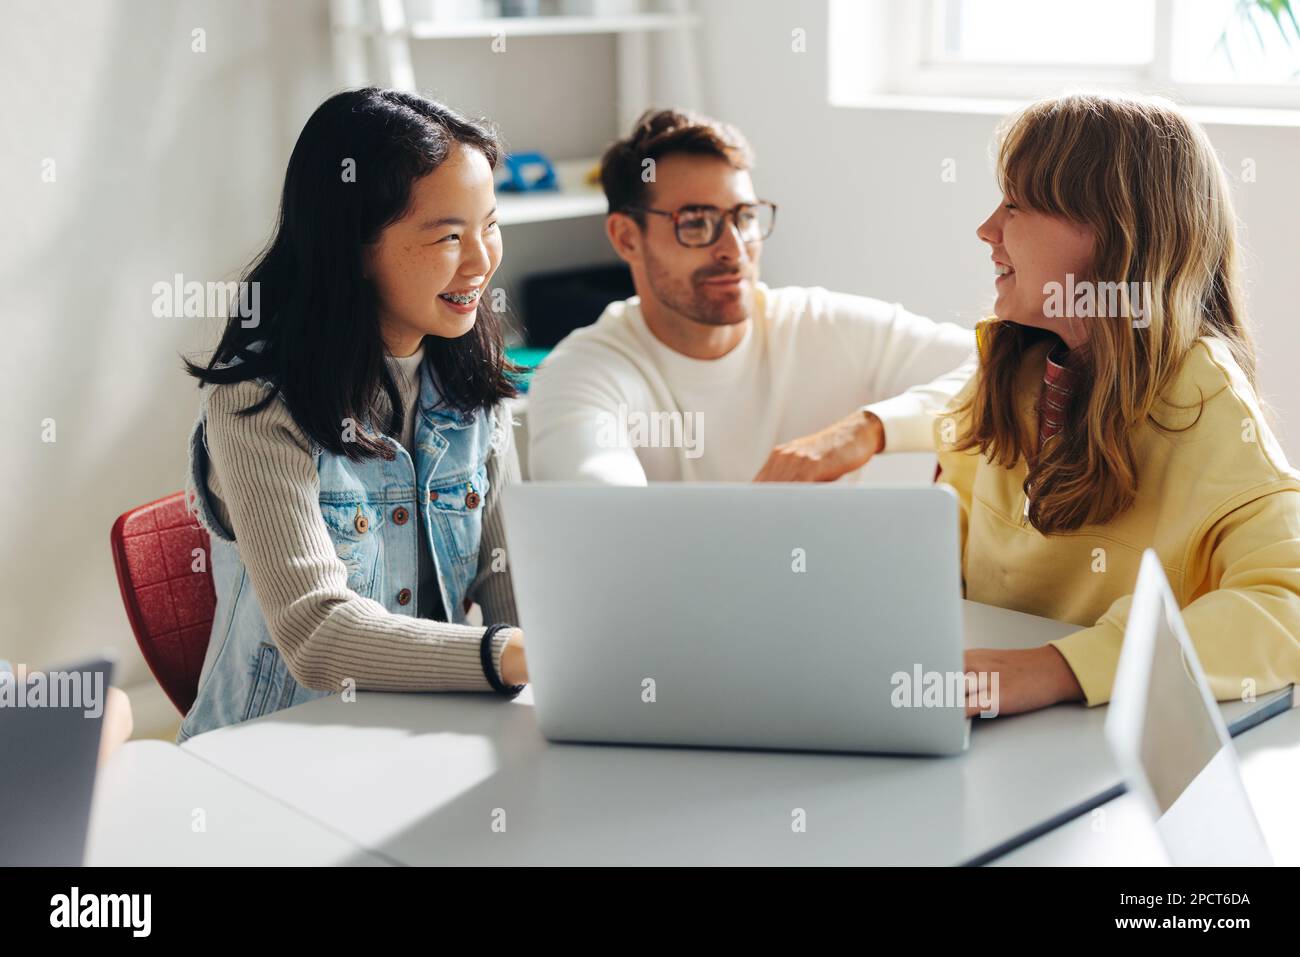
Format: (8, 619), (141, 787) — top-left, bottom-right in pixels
(962, 646), (1084, 718)
(500, 628), (529, 686)
(753, 410), (885, 483)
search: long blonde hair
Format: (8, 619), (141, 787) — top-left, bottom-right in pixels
(954, 92), (1257, 534)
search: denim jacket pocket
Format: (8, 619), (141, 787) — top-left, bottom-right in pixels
(243, 642), (283, 722)
(319, 500), (384, 593)
(429, 464), (490, 566)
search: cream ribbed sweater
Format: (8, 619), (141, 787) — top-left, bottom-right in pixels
(199, 357), (519, 694)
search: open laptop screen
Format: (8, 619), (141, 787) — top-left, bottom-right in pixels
(1106, 551), (1272, 866)
(0, 658), (113, 866)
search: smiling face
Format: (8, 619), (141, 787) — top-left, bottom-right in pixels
(612, 153), (762, 327)
(365, 143), (502, 355)
(976, 198), (1095, 349)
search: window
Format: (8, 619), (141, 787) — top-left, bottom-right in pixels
(842, 0), (1300, 110)
(936, 0), (1156, 67)
(1171, 0), (1300, 85)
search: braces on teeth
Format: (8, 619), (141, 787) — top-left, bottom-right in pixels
(441, 290), (480, 305)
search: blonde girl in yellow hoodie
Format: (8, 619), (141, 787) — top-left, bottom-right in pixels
(947, 92), (1300, 718)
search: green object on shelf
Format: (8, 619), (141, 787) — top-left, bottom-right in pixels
(506, 346), (551, 393)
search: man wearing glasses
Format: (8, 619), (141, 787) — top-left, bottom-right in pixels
(527, 108), (974, 484)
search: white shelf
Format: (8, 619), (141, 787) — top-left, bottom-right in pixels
(497, 190), (607, 225)
(495, 157), (607, 225)
(328, 2), (702, 220)
(408, 12), (698, 39)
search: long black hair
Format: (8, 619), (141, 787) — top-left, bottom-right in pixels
(185, 88), (519, 461)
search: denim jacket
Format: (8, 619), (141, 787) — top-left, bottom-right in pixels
(178, 353), (499, 741)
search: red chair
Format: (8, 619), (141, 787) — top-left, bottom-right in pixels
(110, 492), (216, 715)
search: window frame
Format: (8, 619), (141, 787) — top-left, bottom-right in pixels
(888, 0), (1300, 110)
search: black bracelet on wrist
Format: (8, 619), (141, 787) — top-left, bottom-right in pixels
(480, 623), (524, 697)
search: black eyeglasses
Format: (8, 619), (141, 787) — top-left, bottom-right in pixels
(623, 201), (778, 248)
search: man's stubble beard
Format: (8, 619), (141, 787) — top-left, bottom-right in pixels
(643, 247), (752, 327)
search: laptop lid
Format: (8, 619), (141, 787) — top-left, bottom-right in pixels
(1105, 550), (1272, 866)
(503, 483), (969, 755)
(0, 657), (114, 866)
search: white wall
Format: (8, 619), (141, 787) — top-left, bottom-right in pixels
(0, 0), (335, 734)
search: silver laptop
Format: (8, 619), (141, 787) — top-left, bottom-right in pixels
(504, 483), (969, 755)
(0, 657), (114, 866)
(1105, 550), (1273, 866)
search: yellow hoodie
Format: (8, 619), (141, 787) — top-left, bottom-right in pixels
(936, 335), (1300, 706)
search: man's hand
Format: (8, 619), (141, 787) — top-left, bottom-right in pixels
(962, 646), (1085, 718)
(753, 409), (885, 483)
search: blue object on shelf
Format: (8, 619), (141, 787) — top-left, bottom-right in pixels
(497, 152), (559, 192)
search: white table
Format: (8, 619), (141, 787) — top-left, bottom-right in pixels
(993, 700), (1300, 866)
(181, 602), (1290, 866)
(86, 740), (389, 866)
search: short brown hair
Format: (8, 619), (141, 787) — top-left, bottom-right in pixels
(600, 108), (754, 225)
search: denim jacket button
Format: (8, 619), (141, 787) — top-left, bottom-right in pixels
(354, 514), (369, 534)
(397, 588), (412, 606)
(393, 506), (409, 525)
(428, 490), (438, 502)
(465, 491), (481, 509)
